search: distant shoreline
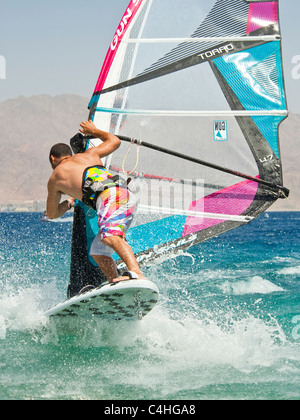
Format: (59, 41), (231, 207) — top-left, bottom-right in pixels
(0, 200), (46, 213)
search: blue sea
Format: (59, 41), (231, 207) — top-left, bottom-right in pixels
(0, 211), (299, 401)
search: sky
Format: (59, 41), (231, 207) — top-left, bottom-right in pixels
(0, 0), (299, 113)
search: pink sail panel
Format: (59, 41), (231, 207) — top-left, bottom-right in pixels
(182, 180), (259, 237)
(247, 1), (278, 34)
(94, 0), (144, 93)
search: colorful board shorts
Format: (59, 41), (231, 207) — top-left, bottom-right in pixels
(90, 186), (137, 257)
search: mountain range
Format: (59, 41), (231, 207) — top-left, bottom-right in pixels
(0, 94), (299, 211)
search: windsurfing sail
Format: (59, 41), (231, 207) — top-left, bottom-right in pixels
(68, 0), (288, 296)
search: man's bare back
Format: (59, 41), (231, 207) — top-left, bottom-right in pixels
(49, 152), (103, 201)
(47, 121), (121, 220)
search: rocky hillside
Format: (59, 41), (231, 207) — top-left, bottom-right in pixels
(0, 95), (88, 203)
(0, 94), (299, 210)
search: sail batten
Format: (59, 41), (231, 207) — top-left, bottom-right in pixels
(121, 36), (280, 43)
(95, 108), (287, 117)
(137, 205), (253, 223)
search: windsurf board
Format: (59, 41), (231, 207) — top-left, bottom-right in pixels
(44, 279), (159, 321)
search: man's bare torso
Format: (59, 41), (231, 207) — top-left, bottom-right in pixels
(50, 149), (104, 200)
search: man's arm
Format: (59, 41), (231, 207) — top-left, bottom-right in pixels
(47, 177), (74, 220)
(79, 120), (121, 157)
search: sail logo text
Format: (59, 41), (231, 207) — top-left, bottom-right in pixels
(198, 44), (234, 60)
(111, 0), (141, 51)
(0, 55), (6, 80)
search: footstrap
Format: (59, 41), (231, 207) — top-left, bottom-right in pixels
(122, 271), (139, 279)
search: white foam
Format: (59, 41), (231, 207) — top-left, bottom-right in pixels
(0, 315), (7, 340)
(0, 283), (61, 338)
(278, 266), (300, 276)
(102, 307), (290, 376)
(218, 276), (285, 296)
(39, 300), (292, 374)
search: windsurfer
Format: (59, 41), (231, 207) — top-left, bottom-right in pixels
(46, 120), (145, 284)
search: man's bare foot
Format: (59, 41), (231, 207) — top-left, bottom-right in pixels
(111, 271), (146, 284)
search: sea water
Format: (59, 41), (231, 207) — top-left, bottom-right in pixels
(0, 212), (299, 400)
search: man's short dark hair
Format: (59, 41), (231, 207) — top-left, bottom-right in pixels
(49, 143), (72, 163)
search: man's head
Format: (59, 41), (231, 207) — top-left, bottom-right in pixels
(49, 143), (72, 169)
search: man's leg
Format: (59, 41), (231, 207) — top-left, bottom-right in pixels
(102, 236), (145, 282)
(91, 254), (119, 283)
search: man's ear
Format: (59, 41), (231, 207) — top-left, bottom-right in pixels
(50, 155), (56, 168)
